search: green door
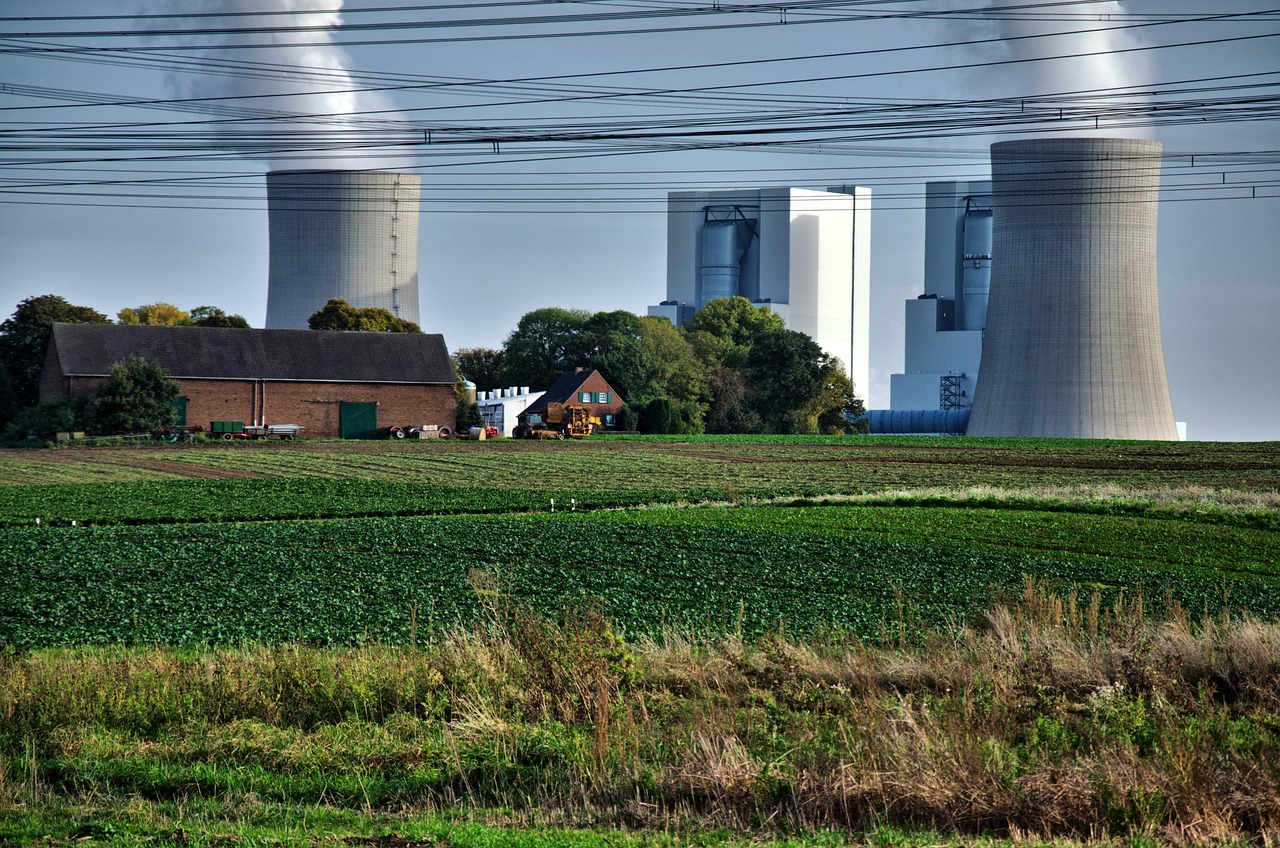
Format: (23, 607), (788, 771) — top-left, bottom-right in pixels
(169, 396), (188, 426)
(340, 402), (378, 439)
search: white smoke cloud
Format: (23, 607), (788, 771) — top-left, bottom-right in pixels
(989, 0), (1154, 137)
(149, 0), (415, 171)
(998, 1), (1150, 96)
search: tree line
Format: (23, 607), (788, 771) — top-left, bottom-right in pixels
(0, 292), (865, 439)
(454, 298), (867, 435)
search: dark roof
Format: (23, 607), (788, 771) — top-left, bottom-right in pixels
(520, 369), (614, 418)
(49, 323), (455, 384)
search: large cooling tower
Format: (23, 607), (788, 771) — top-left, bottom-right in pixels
(264, 170), (421, 329)
(966, 138), (1178, 439)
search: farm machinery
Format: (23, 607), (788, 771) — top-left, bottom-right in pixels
(388, 424), (499, 440)
(517, 403), (598, 440)
(211, 421), (302, 441)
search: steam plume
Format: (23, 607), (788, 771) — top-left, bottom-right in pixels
(153, 0), (414, 170)
(992, 0), (1153, 135)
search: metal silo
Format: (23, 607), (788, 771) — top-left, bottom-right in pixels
(264, 170), (421, 329)
(697, 205), (758, 307)
(966, 138), (1178, 440)
(959, 202), (993, 331)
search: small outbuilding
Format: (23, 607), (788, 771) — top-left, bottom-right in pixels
(39, 323), (457, 438)
(517, 367), (625, 432)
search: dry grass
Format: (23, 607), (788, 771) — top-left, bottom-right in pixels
(1, 584), (1278, 845)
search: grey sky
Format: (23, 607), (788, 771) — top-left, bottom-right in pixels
(2, 1), (1277, 439)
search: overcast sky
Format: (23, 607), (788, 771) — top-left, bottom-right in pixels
(2, 1), (1277, 439)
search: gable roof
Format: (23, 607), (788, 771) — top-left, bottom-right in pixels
(48, 323), (455, 385)
(520, 368), (616, 418)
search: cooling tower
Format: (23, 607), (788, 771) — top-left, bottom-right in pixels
(264, 170), (421, 329)
(966, 138), (1178, 440)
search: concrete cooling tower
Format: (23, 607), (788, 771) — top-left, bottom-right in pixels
(966, 137), (1178, 440)
(264, 170), (421, 329)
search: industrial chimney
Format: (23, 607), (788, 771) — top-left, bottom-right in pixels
(966, 137), (1178, 439)
(264, 170), (421, 329)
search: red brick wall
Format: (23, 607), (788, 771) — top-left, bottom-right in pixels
(570, 371), (626, 427)
(42, 367), (456, 438)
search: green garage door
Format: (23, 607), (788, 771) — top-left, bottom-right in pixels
(169, 396), (188, 426)
(339, 402), (378, 439)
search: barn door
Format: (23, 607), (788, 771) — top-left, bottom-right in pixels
(339, 402), (378, 439)
(169, 396), (188, 426)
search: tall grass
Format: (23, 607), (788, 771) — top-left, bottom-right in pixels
(1, 582), (1277, 845)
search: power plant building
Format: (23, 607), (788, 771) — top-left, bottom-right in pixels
(966, 137), (1178, 440)
(648, 186), (872, 395)
(889, 180), (992, 412)
(264, 170), (421, 330)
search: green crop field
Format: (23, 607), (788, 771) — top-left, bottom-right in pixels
(2, 436), (1278, 647)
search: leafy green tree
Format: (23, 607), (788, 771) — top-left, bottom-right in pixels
(307, 298), (421, 333)
(117, 302), (191, 326)
(703, 366), (761, 434)
(452, 347), (508, 392)
(2, 395), (93, 443)
(190, 306), (250, 328)
(684, 296), (786, 371)
(746, 329), (826, 433)
(500, 307), (592, 389)
(805, 357), (868, 434)
(0, 294), (110, 420)
(636, 316), (707, 433)
(93, 355), (180, 435)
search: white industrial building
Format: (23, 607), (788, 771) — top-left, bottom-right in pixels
(648, 186), (872, 396)
(889, 180), (992, 412)
(477, 387), (542, 438)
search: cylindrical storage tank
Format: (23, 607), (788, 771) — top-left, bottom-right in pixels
(967, 138), (1178, 439)
(699, 217), (745, 306)
(960, 207), (993, 330)
(265, 170), (421, 329)
(460, 380), (476, 405)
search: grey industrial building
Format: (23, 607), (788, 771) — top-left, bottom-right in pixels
(966, 137), (1179, 440)
(264, 170), (422, 330)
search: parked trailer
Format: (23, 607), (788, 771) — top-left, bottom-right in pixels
(215, 423), (302, 441)
(244, 424), (301, 441)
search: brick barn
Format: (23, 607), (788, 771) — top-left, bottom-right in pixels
(40, 323), (458, 438)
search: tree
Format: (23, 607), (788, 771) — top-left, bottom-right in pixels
(117, 302), (191, 326)
(0, 295), (110, 420)
(746, 329), (826, 433)
(190, 306), (250, 328)
(500, 307), (592, 389)
(307, 298), (421, 333)
(93, 355), (180, 435)
(2, 395), (94, 443)
(634, 317), (707, 433)
(802, 357), (868, 434)
(703, 366), (761, 435)
(452, 347), (508, 392)
(684, 296), (786, 371)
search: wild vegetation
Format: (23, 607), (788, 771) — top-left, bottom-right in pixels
(1, 584), (1278, 846)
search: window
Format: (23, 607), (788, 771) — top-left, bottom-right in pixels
(579, 391), (611, 403)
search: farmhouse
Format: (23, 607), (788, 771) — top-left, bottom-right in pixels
(517, 367), (625, 431)
(39, 323), (457, 438)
